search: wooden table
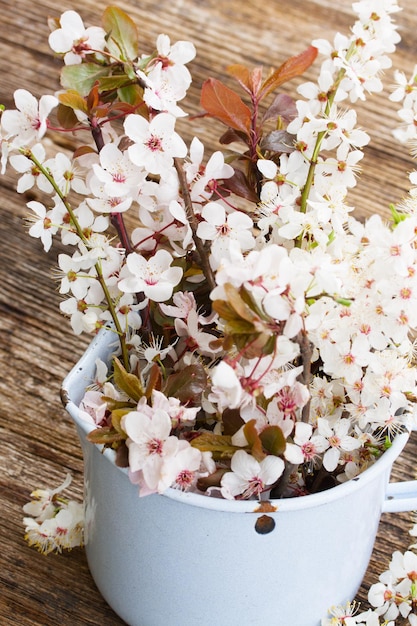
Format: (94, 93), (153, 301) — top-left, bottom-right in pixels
(1, 0), (417, 623)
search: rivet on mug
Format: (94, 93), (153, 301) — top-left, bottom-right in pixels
(255, 514), (276, 534)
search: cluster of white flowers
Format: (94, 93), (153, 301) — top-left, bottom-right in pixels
(322, 518), (417, 625)
(2, 0), (417, 503)
(23, 474), (84, 554)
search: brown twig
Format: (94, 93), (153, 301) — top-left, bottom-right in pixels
(174, 157), (216, 292)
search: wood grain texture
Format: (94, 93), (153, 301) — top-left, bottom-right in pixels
(1, 0), (417, 623)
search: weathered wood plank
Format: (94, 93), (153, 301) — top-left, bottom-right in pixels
(1, 0), (417, 623)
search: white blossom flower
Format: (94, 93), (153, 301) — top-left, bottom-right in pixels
(1, 89), (58, 147)
(91, 143), (146, 198)
(124, 112), (187, 176)
(118, 249), (183, 302)
(197, 202), (255, 268)
(284, 422), (329, 465)
(26, 200), (58, 252)
(220, 450), (284, 500)
(48, 10), (106, 65)
(317, 417), (361, 472)
(23, 474), (84, 554)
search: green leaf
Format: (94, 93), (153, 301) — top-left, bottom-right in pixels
(98, 74), (133, 92)
(111, 407), (133, 435)
(259, 426), (286, 456)
(102, 6), (138, 62)
(87, 426), (124, 445)
(190, 432), (237, 459)
(162, 364), (207, 404)
(112, 357), (144, 402)
(61, 64), (109, 97)
(117, 84), (144, 106)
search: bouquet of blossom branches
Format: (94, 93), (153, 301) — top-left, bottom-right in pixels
(2, 0), (417, 513)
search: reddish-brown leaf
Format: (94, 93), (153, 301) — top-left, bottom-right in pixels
(249, 67), (264, 97)
(222, 168), (259, 203)
(226, 64), (252, 93)
(73, 145), (97, 159)
(227, 65), (264, 98)
(243, 419), (266, 461)
(200, 78), (252, 134)
(259, 46), (318, 100)
(262, 93), (298, 124)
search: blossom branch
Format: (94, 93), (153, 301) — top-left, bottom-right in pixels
(174, 157), (216, 292)
(299, 51), (353, 215)
(22, 148), (130, 370)
(90, 120), (134, 254)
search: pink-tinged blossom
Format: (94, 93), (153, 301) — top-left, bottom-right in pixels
(150, 390), (199, 428)
(42, 152), (89, 196)
(209, 361), (244, 412)
(24, 500), (84, 555)
(22, 473), (73, 522)
(139, 35), (195, 116)
(1, 89), (58, 147)
(78, 390), (108, 427)
(122, 406), (175, 472)
(284, 422), (329, 465)
(23, 474), (84, 554)
(130, 204), (187, 253)
(160, 290), (216, 325)
(121, 405), (203, 495)
(175, 309), (220, 357)
(164, 442), (203, 491)
(186, 137), (234, 202)
(57, 252), (92, 299)
(220, 450), (284, 500)
(59, 297), (100, 335)
(48, 10), (106, 65)
(317, 417), (361, 472)
(368, 550), (417, 622)
(118, 249), (183, 302)
(91, 143), (145, 198)
(152, 34), (196, 84)
(124, 112), (187, 176)
(100, 293), (144, 331)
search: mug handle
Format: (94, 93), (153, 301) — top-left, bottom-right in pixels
(383, 481), (417, 513)
(382, 424), (417, 513)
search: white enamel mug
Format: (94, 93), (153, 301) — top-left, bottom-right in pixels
(62, 327), (417, 626)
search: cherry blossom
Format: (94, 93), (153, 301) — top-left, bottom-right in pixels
(118, 249), (183, 302)
(23, 474), (84, 554)
(91, 143), (146, 198)
(220, 450), (284, 500)
(196, 202), (255, 268)
(1, 89), (58, 147)
(5, 0), (417, 513)
(26, 200), (58, 252)
(284, 422), (329, 465)
(317, 417), (361, 472)
(48, 10), (106, 65)
(124, 112), (187, 176)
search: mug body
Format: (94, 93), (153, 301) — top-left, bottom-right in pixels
(63, 328), (408, 626)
